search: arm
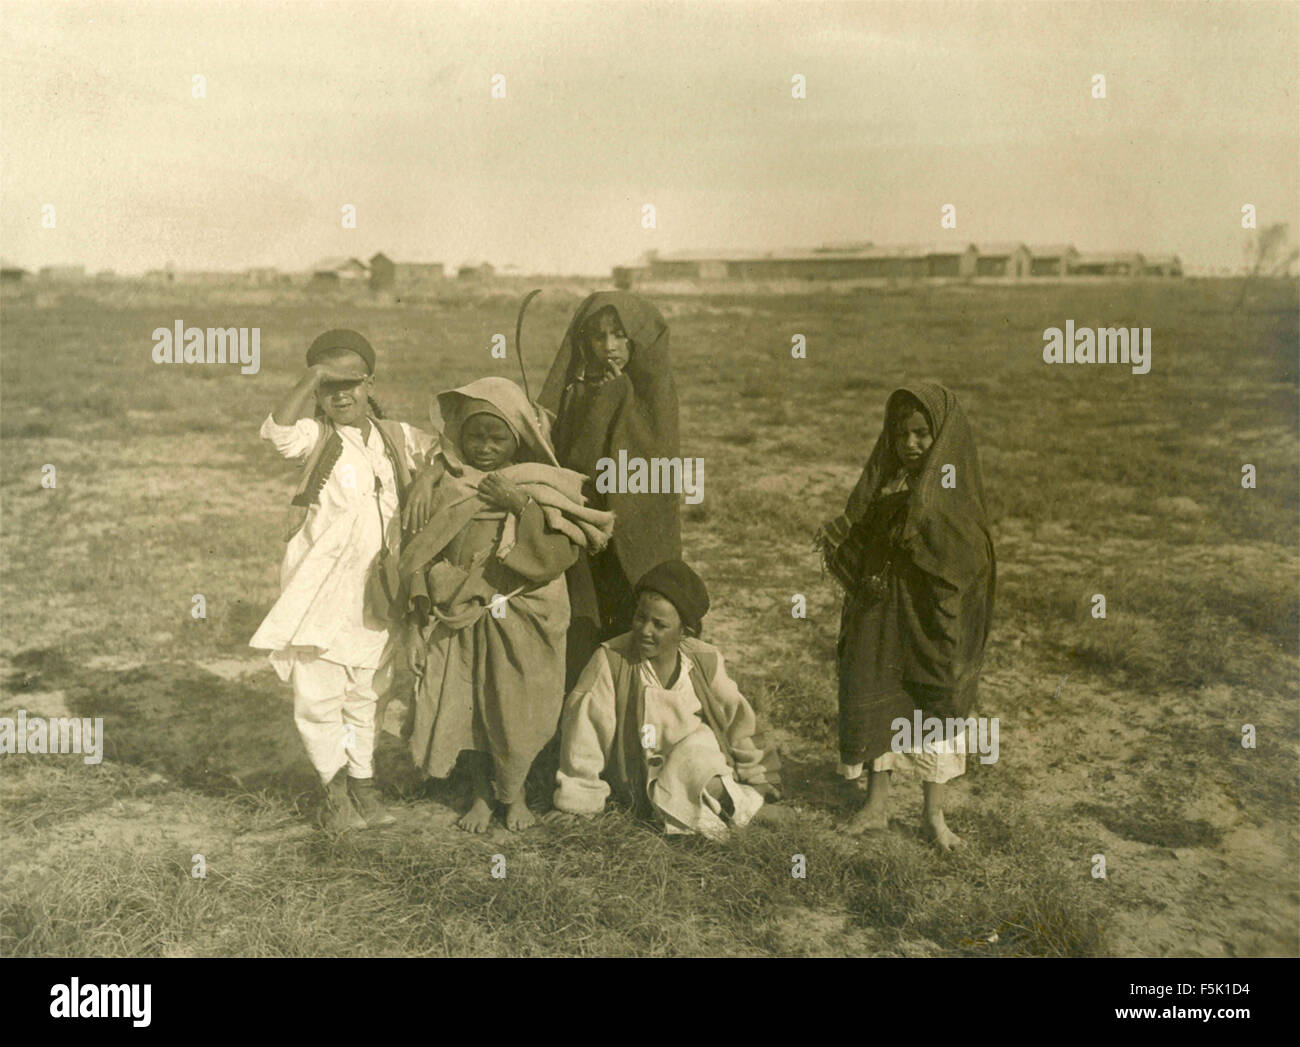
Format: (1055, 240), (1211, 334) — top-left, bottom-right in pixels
(263, 361), (364, 458)
(400, 449), (446, 533)
(552, 650), (618, 815)
(271, 369), (324, 426)
(259, 413), (321, 460)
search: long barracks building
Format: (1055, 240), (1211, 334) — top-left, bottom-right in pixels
(614, 243), (1181, 286)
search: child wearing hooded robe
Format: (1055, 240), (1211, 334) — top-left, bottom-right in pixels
(539, 292), (682, 688)
(398, 377), (614, 832)
(551, 559), (782, 840)
(251, 329), (433, 831)
(816, 383), (995, 851)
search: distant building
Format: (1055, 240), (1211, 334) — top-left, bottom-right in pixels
(38, 264), (86, 282)
(175, 270), (239, 285)
(457, 261), (496, 281)
(924, 243), (978, 278)
(1026, 244), (1079, 277)
(310, 257), (368, 287)
(642, 246), (939, 281)
(814, 241), (876, 253)
(849, 246), (928, 280)
(144, 269), (176, 284)
(975, 243), (1031, 279)
(369, 253), (444, 291)
(246, 266), (285, 286)
(1072, 252), (1145, 277)
(613, 241), (1181, 284)
(612, 264), (647, 289)
(1143, 254), (1183, 277)
(1, 263), (30, 285)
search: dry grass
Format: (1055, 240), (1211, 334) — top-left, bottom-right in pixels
(1, 277), (1296, 956)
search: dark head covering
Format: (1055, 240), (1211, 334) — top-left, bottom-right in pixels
(540, 292), (681, 585)
(634, 559), (710, 635)
(844, 382), (991, 587)
(306, 329), (376, 375)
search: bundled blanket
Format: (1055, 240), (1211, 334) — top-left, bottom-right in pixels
(397, 377), (616, 612)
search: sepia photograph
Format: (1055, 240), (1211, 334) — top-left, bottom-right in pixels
(1, 0), (1297, 989)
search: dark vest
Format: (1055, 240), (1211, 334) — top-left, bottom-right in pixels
(602, 633), (734, 816)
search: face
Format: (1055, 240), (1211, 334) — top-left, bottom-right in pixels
(631, 591), (683, 662)
(583, 308), (630, 372)
(893, 409), (933, 473)
(315, 351), (373, 427)
(459, 413), (518, 471)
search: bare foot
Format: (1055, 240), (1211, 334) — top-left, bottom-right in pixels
(505, 800), (535, 832)
(457, 797), (494, 833)
(924, 813), (964, 852)
(846, 802), (890, 834)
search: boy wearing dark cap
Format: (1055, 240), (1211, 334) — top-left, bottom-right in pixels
(251, 329), (434, 830)
(551, 559), (782, 838)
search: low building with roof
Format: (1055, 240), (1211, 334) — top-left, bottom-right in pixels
(1142, 254), (1183, 277)
(1072, 251), (1146, 277)
(1026, 244), (1079, 277)
(975, 243), (1031, 278)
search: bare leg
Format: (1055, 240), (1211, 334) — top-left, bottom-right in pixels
(457, 752), (495, 833)
(846, 768), (891, 833)
(922, 780), (963, 851)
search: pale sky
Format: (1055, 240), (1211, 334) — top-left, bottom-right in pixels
(3, 0), (1297, 275)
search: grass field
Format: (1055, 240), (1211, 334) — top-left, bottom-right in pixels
(1, 276), (1296, 956)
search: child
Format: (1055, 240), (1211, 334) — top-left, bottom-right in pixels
(816, 383), (995, 851)
(251, 329), (433, 831)
(398, 377), (613, 832)
(539, 292), (681, 687)
(551, 559), (782, 840)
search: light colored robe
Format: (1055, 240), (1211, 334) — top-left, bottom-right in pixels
(250, 414), (432, 678)
(554, 636), (779, 839)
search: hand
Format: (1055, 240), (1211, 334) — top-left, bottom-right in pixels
(758, 782), (783, 803)
(310, 361), (367, 385)
(405, 622), (426, 676)
(478, 473), (528, 514)
(401, 463), (443, 533)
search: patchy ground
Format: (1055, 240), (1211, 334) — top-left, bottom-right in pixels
(1, 277), (1296, 956)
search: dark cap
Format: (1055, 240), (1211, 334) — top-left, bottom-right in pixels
(306, 329), (376, 374)
(634, 559), (710, 635)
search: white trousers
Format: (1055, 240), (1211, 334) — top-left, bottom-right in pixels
(290, 653), (379, 783)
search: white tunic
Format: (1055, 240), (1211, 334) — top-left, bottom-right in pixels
(554, 646), (765, 839)
(250, 414), (432, 679)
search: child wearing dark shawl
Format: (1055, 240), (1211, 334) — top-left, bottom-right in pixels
(816, 383), (995, 851)
(539, 292), (682, 688)
(397, 377), (614, 832)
